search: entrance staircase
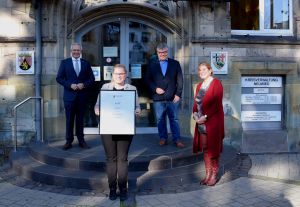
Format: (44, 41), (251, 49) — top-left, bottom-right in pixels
(10, 135), (237, 192)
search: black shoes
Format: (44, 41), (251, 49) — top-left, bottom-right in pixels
(79, 141), (90, 149)
(108, 185), (127, 201)
(62, 142), (72, 150)
(119, 189), (128, 201)
(63, 141), (90, 150)
(108, 189), (127, 201)
(109, 189), (117, 200)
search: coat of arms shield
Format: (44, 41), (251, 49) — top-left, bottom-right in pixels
(16, 51), (35, 74)
(211, 52), (228, 74)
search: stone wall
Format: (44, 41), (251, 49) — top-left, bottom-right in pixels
(0, 0), (67, 144)
(180, 1), (300, 151)
(0, 0), (300, 152)
(0, 1), (35, 145)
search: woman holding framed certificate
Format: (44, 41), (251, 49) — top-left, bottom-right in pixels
(94, 64), (141, 201)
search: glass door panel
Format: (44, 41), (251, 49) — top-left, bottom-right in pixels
(81, 19), (167, 132)
(128, 21), (167, 127)
(82, 22), (121, 132)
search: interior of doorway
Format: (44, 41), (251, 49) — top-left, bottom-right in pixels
(81, 18), (170, 134)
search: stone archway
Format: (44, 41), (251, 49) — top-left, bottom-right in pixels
(67, 2), (183, 38)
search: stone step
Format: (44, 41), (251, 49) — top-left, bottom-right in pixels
(11, 149), (208, 190)
(10, 135), (238, 190)
(28, 135), (202, 172)
(11, 148), (237, 190)
(11, 150), (108, 190)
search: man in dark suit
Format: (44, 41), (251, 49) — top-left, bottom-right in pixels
(56, 43), (95, 150)
(146, 43), (184, 148)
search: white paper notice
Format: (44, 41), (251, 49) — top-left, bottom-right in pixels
(103, 47), (118, 57)
(241, 94), (282, 104)
(241, 111), (281, 122)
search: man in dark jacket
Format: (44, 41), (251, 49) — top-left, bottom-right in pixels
(146, 43), (184, 148)
(56, 43), (95, 150)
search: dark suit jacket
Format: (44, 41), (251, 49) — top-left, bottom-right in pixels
(146, 58), (183, 101)
(56, 58), (95, 102)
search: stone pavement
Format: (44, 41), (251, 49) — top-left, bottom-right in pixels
(1, 153), (300, 206)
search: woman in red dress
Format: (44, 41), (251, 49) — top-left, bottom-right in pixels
(192, 62), (224, 186)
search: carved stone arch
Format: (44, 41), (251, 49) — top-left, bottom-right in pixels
(72, 0), (85, 18)
(67, 3), (183, 38)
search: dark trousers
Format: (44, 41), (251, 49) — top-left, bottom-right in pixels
(64, 96), (86, 144)
(101, 135), (133, 190)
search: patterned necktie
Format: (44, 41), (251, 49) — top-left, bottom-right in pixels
(74, 59), (80, 76)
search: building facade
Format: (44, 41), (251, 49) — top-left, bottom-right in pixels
(1, 0), (300, 152)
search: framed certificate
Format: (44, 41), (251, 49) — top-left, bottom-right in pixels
(99, 90), (136, 135)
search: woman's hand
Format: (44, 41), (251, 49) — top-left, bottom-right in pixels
(94, 107), (100, 116)
(195, 115), (207, 124)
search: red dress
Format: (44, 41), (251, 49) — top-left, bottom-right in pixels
(192, 79), (225, 158)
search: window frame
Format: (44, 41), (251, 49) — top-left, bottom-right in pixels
(231, 0), (293, 36)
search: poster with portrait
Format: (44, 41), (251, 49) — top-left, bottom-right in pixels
(103, 66), (113, 80)
(211, 51), (228, 74)
(16, 51), (35, 74)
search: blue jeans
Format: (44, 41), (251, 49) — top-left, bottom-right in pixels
(153, 101), (181, 142)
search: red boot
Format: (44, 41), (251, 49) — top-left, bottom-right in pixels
(200, 153), (212, 185)
(206, 157), (219, 186)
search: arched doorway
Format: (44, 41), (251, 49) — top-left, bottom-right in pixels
(78, 17), (171, 134)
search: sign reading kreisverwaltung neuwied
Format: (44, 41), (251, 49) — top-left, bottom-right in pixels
(16, 51), (35, 74)
(211, 51), (228, 74)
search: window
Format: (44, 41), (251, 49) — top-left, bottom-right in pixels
(231, 0), (293, 36)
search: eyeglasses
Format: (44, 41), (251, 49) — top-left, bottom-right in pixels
(113, 73), (126, 76)
(157, 50), (168, 54)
